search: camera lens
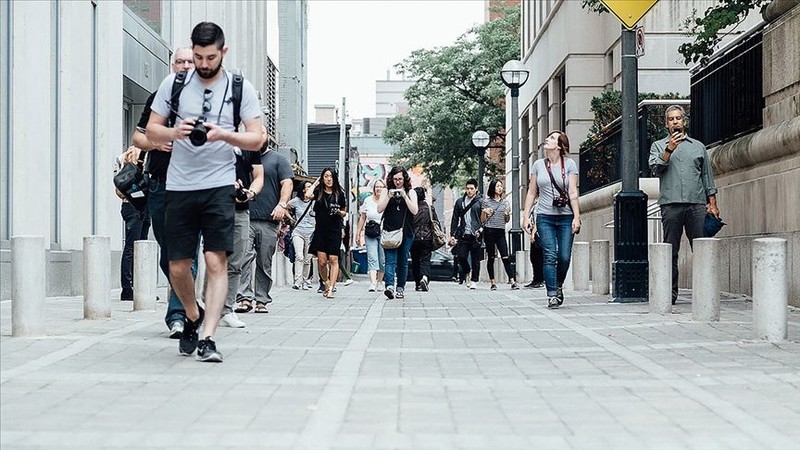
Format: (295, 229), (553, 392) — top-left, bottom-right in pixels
(189, 119), (208, 146)
(235, 188), (248, 202)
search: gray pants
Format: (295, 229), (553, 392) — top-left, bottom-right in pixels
(238, 219), (280, 305)
(224, 210), (250, 315)
(660, 203), (706, 302)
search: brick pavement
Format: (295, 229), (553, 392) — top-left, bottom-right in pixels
(1, 279), (799, 449)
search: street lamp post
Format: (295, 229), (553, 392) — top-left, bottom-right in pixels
(471, 130), (490, 194)
(500, 60), (529, 279)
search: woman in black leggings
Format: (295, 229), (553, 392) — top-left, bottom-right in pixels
(481, 180), (519, 290)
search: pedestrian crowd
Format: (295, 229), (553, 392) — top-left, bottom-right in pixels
(112, 21), (718, 363)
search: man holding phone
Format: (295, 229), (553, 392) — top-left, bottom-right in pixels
(649, 105), (719, 305)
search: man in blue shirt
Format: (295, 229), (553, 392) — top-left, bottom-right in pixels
(649, 105), (720, 304)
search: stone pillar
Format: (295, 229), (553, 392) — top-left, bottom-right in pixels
(591, 240), (610, 295)
(11, 236), (46, 337)
(692, 238), (720, 321)
(83, 236), (111, 319)
(515, 250), (527, 284)
(275, 252), (285, 287)
(572, 242), (590, 291)
(752, 238), (788, 341)
(133, 240), (158, 311)
(648, 243), (672, 314)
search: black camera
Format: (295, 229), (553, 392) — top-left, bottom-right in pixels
(552, 196), (569, 208)
(189, 116), (208, 146)
(329, 204), (340, 216)
(235, 187), (249, 202)
(392, 190), (402, 198)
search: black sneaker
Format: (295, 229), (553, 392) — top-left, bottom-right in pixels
(490, 284), (497, 291)
(419, 276), (429, 292)
(384, 286), (395, 300)
(395, 288), (405, 299)
(179, 304), (204, 356)
(525, 280), (544, 289)
(196, 337), (223, 363)
(547, 296), (560, 309)
(317, 282), (325, 293)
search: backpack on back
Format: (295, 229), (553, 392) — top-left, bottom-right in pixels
(168, 69), (244, 130)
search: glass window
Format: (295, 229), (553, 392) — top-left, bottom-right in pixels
(559, 71), (567, 132)
(123, 0), (162, 35)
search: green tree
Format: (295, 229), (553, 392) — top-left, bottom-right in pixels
(580, 0), (767, 65)
(383, 6), (520, 187)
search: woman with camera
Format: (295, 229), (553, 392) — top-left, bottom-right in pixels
(522, 130), (581, 308)
(481, 179), (519, 291)
(307, 167), (347, 298)
(357, 179), (386, 292)
(377, 166), (418, 299)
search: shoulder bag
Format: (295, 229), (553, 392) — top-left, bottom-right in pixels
(381, 210), (406, 250)
(429, 204), (447, 249)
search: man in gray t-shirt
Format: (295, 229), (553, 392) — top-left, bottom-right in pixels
(146, 22), (265, 363)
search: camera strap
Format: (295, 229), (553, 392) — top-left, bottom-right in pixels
(545, 157), (571, 210)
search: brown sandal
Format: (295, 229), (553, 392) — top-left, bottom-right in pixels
(254, 303), (269, 314)
(234, 299), (253, 313)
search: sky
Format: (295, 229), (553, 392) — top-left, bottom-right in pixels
(306, 0), (486, 122)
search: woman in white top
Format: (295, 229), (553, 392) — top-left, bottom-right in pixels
(356, 179), (386, 291)
(288, 181), (316, 290)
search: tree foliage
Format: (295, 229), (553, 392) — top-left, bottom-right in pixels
(382, 6), (520, 187)
(580, 0), (767, 66)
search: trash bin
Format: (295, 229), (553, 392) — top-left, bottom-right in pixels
(351, 247), (368, 274)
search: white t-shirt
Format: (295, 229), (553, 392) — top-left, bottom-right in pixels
(150, 69), (262, 191)
(359, 195), (383, 223)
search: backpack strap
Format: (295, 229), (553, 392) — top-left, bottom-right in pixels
(231, 70), (244, 131)
(168, 71), (188, 127)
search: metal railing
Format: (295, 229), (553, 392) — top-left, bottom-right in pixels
(690, 22), (765, 148)
(579, 100), (690, 195)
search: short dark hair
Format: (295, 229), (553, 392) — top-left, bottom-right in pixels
(465, 178), (478, 188)
(414, 187), (426, 201)
(191, 22), (225, 49)
(487, 179), (502, 198)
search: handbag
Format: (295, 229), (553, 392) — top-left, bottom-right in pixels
(703, 213), (725, 237)
(365, 220), (381, 238)
(113, 161), (148, 212)
(429, 204), (446, 249)
(381, 212), (406, 249)
(283, 200), (314, 262)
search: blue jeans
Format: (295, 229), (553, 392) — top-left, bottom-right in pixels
(365, 236), (385, 273)
(384, 234), (414, 290)
(148, 177), (195, 327)
(536, 214), (575, 297)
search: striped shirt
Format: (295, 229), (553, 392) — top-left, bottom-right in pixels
(482, 197), (510, 229)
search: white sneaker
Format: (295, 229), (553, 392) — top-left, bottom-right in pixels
(219, 312), (246, 328)
(468, 281), (477, 290)
(342, 279), (354, 286)
(368, 281), (377, 292)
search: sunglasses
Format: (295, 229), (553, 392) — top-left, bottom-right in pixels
(202, 89), (213, 114)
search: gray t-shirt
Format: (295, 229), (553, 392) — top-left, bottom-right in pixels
(150, 69), (262, 191)
(533, 157), (578, 216)
(289, 196), (316, 238)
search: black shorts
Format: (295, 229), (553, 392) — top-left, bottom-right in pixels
(165, 185), (235, 260)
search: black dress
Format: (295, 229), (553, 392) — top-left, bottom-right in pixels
(309, 190), (345, 256)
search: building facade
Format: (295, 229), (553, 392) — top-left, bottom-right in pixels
(0, 1), (309, 299)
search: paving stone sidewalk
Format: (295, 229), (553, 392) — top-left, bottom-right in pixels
(1, 279), (799, 450)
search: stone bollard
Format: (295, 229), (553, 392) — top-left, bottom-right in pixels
(648, 243), (672, 314)
(591, 240), (610, 295)
(274, 252), (285, 287)
(83, 236), (111, 319)
(692, 238), (720, 321)
(752, 238), (788, 342)
(133, 240), (158, 311)
(515, 250), (527, 284)
(11, 236), (46, 337)
(284, 254), (294, 285)
(572, 242), (590, 291)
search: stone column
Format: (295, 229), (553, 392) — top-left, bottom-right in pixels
(11, 236), (46, 337)
(648, 243), (672, 314)
(692, 238), (720, 321)
(572, 242), (590, 291)
(752, 238), (788, 341)
(133, 240), (158, 311)
(515, 250), (527, 284)
(83, 236), (111, 319)
(591, 240), (610, 295)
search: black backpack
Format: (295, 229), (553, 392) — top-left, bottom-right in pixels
(168, 69), (245, 129)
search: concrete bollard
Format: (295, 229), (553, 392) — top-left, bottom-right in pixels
(83, 236), (111, 319)
(591, 240), (610, 295)
(515, 250), (527, 284)
(11, 236), (46, 337)
(752, 238), (788, 342)
(572, 242), (589, 291)
(648, 243), (672, 314)
(692, 238), (720, 321)
(133, 240), (158, 311)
